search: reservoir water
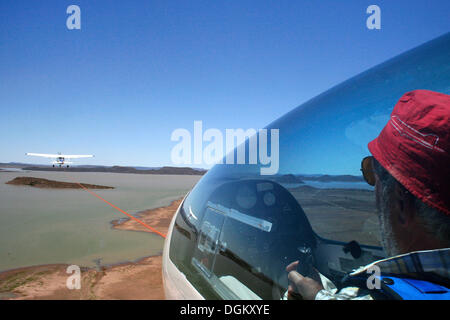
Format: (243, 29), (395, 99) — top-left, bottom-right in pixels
(0, 170), (200, 272)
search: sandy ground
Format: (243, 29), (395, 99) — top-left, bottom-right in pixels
(112, 199), (182, 236)
(0, 199), (183, 300)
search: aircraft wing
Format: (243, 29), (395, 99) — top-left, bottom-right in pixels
(59, 155), (94, 159)
(26, 153), (94, 159)
(26, 153), (62, 158)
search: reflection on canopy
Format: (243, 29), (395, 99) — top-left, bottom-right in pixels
(168, 33), (450, 300)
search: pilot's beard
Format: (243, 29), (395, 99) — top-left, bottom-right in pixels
(378, 198), (401, 257)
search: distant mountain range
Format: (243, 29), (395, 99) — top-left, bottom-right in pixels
(298, 174), (364, 182)
(0, 163), (207, 175)
(0, 162), (38, 168)
(272, 174), (305, 184)
(270, 173), (363, 184)
(0, 163), (364, 181)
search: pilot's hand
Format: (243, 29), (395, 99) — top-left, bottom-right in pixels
(286, 260), (324, 300)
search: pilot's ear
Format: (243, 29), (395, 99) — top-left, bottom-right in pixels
(393, 182), (414, 227)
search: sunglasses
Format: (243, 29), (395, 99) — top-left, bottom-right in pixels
(361, 156), (376, 186)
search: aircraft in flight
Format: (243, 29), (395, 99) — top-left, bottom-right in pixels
(26, 152), (94, 167)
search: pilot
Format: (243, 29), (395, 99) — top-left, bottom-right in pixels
(287, 90), (450, 300)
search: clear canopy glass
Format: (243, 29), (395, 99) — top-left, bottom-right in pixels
(169, 33), (450, 299)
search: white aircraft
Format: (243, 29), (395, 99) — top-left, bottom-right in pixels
(26, 152), (94, 167)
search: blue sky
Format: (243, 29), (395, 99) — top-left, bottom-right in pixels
(1, 1), (449, 167)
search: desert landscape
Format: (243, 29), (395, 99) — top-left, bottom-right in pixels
(0, 198), (183, 300)
(0, 169), (380, 300)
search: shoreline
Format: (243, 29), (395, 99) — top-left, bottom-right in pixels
(111, 198), (183, 236)
(5, 176), (114, 189)
(0, 197), (183, 300)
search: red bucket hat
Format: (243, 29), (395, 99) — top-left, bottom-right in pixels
(368, 89), (450, 216)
